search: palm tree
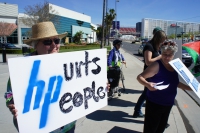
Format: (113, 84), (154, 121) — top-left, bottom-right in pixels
(105, 9), (116, 45)
(73, 31), (84, 44)
(96, 26), (102, 41)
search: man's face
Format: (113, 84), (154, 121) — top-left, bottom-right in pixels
(36, 36), (60, 55)
(116, 43), (121, 49)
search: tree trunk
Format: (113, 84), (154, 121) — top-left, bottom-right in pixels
(108, 28), (110, 46)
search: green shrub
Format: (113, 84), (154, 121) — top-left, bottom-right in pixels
(60, 44), (100, 50)
(0, 49), (35, 54)
(0, 45), (110, 54)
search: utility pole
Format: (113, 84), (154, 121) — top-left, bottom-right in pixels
(115, 0), (119, 39)
(175, 22), (177, 40)
(181, 31), (185, 44)
(105, 0), (108, 45)
(101, 0), (106, 48)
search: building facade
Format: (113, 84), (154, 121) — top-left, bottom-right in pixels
(0, 3), (18, 43)
(136, 22), (141, 33)
(141, 18), (200, 39)
(0, 2), (97, 44)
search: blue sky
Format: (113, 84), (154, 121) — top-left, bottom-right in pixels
(4, 0), (200, 27)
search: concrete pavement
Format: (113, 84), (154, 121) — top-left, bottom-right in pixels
(0, 50), (187, 133)
(75, 49), (187, 133)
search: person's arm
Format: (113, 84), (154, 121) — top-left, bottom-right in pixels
(107, 50), (114, 67)
(121, 53), (125, 61)
(137, 62), (159, 91)
(121, 54), (126, 65)
(5, 78), (18, 118)
(178, 82), (192, 90)
(144, 50), (162, 66)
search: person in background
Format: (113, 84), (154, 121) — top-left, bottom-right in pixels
(107, 39), (126, 96)
(133, 27), (166, 118)
(107, 39), (126, 69)
(4, 21), (75, 133)
(137, 40), (191, 133)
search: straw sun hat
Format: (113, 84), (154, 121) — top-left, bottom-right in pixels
(23, 21), (67, 44)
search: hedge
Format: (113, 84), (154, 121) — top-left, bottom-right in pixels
(0, 49), (35, 54)
(60, 44), (100, 50)
(0, 44), (110, 54)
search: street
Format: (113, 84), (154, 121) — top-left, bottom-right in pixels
(121, 41), (200, 133)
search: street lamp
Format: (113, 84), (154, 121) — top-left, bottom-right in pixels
(181, 31), (185, 45)
(175, 22), (177, 40)
(115, 0), (119, 39)
(101, 0), (106, 48)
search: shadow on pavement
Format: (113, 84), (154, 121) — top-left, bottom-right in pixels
(0, 62), (8, 65)
(108, 90), (146, 108)
(108, 126), (142, 133)
(122, 88), (144, 94)
(108, 97), (135, 107)
(86, 110), (144, 124)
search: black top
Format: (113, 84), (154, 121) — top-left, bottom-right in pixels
(143, 43), (160, 70)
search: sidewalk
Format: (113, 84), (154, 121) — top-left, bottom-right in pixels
(75, 49), (187, 133)
(0, 51), (187, 133)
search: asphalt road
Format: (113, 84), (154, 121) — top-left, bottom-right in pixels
(121, 41), (200, 133)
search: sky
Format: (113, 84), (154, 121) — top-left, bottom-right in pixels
(3, 0), (200, 27)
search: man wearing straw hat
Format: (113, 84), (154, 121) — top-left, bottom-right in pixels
(4, 21), (76, 133)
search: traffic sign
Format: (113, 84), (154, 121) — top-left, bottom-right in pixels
(112, 21), (120, 30)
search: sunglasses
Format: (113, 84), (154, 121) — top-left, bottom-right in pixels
(162, 53), (174, 57)
(42, 38), (60, 45)
(161, 41), (176, 47)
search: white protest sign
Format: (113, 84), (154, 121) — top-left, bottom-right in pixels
(8, 49), (107, 133)
(169, 58), (200, 98)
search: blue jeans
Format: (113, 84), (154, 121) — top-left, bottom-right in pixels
(134, 87), (147, 114)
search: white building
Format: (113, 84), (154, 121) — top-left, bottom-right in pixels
(0, 3), (18, 43)
(141, 18), (200, 39)
(0, 2), (97, 44)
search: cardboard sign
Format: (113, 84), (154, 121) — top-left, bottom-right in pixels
(8, 49), (107, 133)
(169, 58), (200, 99)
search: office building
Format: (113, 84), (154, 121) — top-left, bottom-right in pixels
(141, 18), (200, 39)
(136, 22), (141, 33)
(0, 2), (97, 44)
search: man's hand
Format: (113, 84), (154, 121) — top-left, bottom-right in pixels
(7, 104), (18, 119)
(106, 83), (110, 92)
(122, 61), (126, 64)
(122, 61), (127, 67)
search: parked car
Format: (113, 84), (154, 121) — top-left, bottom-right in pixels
(182, 48), (193, 67)
(132, 38), (140, 43)
(141, 38), (148, 43)
(138, 43), (146, 56)
(5, 43), (21, 49)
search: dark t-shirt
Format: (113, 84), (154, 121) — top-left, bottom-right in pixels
(147, 60), (179, 106)
(143, 43), (160, 70)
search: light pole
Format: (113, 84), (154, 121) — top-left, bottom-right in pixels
(115, 0), (119, 39)
(181, 31), (185, 45)
(101, 0), (106, 48)
(174, 29), (175, 39)
(175, 22), (177, 40)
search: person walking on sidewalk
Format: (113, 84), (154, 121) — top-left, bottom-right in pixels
(133, 27), (166, 118)
(107, 39), (126, 69)
(137, 40), (191, 133)
(107, 39), (126, 96)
